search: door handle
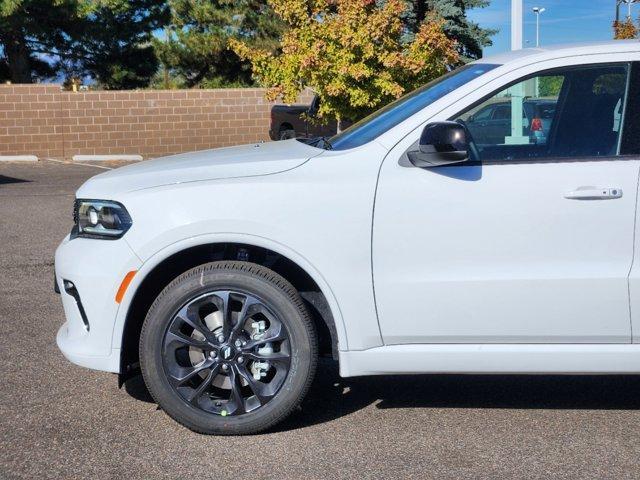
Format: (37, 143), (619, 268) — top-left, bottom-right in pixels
(564, 187), (622, 200)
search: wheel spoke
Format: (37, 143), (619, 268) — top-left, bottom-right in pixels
(209, 291), (233, 339)
(186, 364), (220, 404)
(227, 366), (245, 415)
(244, 350), (290, 366)
(174, 305), (214, 342)
(230, 295), (260, 339)
(168, 359), (215, 387)
(165, 330), (211, 350)
(235, 364), (274, 405)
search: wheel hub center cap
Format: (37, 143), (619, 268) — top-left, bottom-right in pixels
(220, 345), (235, 360)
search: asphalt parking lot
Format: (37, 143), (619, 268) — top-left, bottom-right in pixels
(3, 160), (640, 479)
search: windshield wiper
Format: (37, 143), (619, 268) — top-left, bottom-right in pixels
(319, 136), (333, 150)
(297, 136), (333, 150)
(313, 136), (333, 150)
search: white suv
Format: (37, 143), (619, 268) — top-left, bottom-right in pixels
(55, 41), (640, 434)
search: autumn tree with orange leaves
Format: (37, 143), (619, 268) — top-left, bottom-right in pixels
(614, 17), (638, 39)
(231, 0), (458, 125)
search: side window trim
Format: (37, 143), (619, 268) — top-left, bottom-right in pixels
(620, 62), (640, 155)
(543, 67), (572, 155)
(616, 62), (633, 155)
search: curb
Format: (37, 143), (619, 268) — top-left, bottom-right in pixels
(72, 154), (143, 162)
(0, 155), (38, 162)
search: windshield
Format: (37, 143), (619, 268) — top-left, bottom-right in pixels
(325, 63), (500, 151)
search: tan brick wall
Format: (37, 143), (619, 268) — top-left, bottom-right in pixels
(0, 84), (65, 159)
(0, 85), (314, 160)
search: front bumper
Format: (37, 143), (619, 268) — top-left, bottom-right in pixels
(55, 234), (141, 373)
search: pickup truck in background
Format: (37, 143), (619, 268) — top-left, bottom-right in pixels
(269, 95), (340, 140)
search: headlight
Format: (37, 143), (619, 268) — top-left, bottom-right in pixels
(71, 199), (132, 239)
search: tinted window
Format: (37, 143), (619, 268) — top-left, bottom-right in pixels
(473, 105), (494, 121)
(453, 64), (629, 162)
(492, 105), (511, 120)
(327, 63), (499, 151)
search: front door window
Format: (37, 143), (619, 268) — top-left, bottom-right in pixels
(454, 65), (629, 162)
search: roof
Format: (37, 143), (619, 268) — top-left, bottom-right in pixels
(477, 40), (640, 65)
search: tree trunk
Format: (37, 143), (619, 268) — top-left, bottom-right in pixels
(2, 32), (33, 83)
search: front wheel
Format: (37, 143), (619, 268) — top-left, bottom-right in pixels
(279, 128), (296, 140)
(139, 261), (317, 435)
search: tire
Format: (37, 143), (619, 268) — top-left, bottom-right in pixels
(139, 261), (317, 435)
(279, 128), (296, 140)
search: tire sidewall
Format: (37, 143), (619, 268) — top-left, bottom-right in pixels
(140, 263), (315, 434)
(279, 129), (296, 140)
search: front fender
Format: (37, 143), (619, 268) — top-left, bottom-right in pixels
(111, 232), (349, 355)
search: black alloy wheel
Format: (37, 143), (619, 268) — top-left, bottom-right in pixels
(140, 261), (317, 435)
(162, 290), (291, 416)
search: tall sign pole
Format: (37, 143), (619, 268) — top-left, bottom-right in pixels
(508, 0), (526, 145)
(511, 0), (523, 50)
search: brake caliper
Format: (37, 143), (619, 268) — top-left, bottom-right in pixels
(249, 320), (272, 381)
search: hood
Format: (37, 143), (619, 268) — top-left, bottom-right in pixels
(76, 139), (322, 198)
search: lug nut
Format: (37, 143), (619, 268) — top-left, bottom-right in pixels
(217, 335), (225, 343)
(237, 356), (244, 364)
(209, 351), (217, 360)
(221, 364), (229, 372)
(235, 339), (242, 347)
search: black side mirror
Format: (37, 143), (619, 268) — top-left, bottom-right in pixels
(408, 121), (469, 167)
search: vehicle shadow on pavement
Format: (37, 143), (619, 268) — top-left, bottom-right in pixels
(0, 174), (30, 185)
(123, 374), (155, 403)
(369, 374), (640, 411)
(122, 359), (640, 433)
(280, 366), (640, 431)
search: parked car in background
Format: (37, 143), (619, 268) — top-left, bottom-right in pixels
(56, 41), (640, 436)
(269, 95), (341, 140)
(461, 97), (557, 145)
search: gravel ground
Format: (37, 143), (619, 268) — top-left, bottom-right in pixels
(2, 160), (640, 479)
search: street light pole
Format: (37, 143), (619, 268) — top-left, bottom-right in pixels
(532, 7), (546, 47)
(617, 0), (640, 22)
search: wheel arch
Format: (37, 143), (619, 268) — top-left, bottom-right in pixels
(115, 235), (345, 379)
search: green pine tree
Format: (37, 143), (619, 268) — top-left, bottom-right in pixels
(72, 0), (170, 89)
(155, 0), (284, 88)
(0, 0), (169, 88)
(0, 0), (84, 82)
(407, 0), (495, 61)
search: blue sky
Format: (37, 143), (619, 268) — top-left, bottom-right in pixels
(468, 0), (630, 56)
